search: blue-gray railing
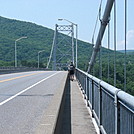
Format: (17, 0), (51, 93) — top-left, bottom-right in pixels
(75, 68), (134, 134)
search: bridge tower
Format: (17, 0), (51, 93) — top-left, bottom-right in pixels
(52, 24), (74, 70)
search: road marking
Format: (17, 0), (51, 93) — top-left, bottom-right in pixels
(0, 71), (61, 106)
(47, 115), (55, 117)
(41, 124), (51, 126)
(0, 72), (43, 83)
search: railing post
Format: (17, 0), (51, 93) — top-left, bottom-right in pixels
(98, 81), (102, 134)
(82, 73), (85, 93)
(84, 74), (87, 99)
(76, 68), (134, 134)
(114, 89), (121, 134)
(91, 79), (94, 118)
(86, 75), (89, 106)
(80, 72), (82, 90)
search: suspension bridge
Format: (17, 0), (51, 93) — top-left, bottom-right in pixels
(0, 0), (134, 134)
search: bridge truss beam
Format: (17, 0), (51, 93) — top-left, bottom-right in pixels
(52, 24), (74, 70)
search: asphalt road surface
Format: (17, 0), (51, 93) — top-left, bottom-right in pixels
(0, 71), (66, 134)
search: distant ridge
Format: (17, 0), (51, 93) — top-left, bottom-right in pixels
(118, 50), (134, 54)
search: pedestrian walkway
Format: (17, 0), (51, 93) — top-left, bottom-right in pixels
(71, 79), (97, 134)
(61, 78), (97, 134)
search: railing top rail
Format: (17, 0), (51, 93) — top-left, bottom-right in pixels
(76, 68), (134, 110)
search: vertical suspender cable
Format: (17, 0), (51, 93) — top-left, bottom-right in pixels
(92, 15), (99, 44)
(46, 29), (57, 69)
(108, 22), (110, 83)
(91, 14), (99, 76)
(90, 0), (102, 75)
(99, 0), (102, 79)
(114, 0), (117, 87)
(98, 42), (101, 79)
(124, 0), (127, 91)
(92, 38), (95, 75)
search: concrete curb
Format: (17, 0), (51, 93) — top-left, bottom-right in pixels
(35, 72), (69, 134)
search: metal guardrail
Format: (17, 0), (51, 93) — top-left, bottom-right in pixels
(75, 68), (134, 134)
(0, 67), (45, 70)
(0, 67), (49, 74)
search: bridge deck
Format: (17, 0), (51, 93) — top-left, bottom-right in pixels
(61, 78), (97, 134)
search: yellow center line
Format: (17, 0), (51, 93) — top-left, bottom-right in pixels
(0, 72), (43, 83)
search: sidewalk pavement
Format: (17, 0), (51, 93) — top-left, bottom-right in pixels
(61, 78), (97, 134)
(71, 79), (97, 134)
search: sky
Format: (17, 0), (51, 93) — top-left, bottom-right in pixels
(0, 0), (134, 50)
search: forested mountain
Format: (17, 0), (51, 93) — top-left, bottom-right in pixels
(0, 16), (94, 68)
(93, 52), (134, 95)
(0, 16), (133, 95)
(0, 16), (54, 67)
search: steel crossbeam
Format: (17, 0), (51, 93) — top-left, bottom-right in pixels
(52, 24), (74, 70)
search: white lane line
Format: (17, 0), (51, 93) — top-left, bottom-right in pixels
(0, 71), (61, 106)
(41, 124), (51, 126)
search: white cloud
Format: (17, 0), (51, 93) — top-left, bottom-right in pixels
(117, 30), (134, 50)
(127, 30), (134, 40)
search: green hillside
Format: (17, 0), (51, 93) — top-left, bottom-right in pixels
(0, 16), (134, 95)
(0, 16), (95, 68)
(93, 52), (134, 95)
(0, 16), (54, 67)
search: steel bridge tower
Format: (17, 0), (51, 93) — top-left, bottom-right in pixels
(52, 24), (74, 70)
